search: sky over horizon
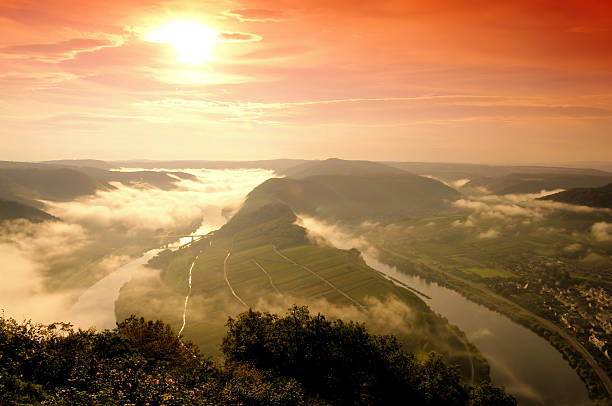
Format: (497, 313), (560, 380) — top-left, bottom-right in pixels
(1, 0), (612, 163)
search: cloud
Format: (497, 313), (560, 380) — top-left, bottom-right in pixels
(0, 243), (74, 322)
(44, 168), (274, 237)
(478, 229), (500, 239)
(297, 215), (373, 255)
(452, 218), (474, 227)
(0, 168), (274, 326)
(0, 219), (88, 261)
(217, 32), (263, 43)
(452, 190), (610, 225)
(0, 37), (123, 62)
(453, 199), (490, 212)
(564, 243), (582, 253)
(591, 222), (612, 242)
(221, 8), (286, 22)
(453, 178), (471, 188)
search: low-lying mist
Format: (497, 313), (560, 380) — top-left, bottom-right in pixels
(0, 168), (275, 327)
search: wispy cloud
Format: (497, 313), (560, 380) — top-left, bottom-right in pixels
(0, 36), (124, 62)
(0, 168), (273, 325)
(221, 8), (286, 23)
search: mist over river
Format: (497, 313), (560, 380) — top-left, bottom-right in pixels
(70, 249), (163, 329)
(60, 170), (591, 406)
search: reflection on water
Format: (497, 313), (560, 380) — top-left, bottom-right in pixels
(70, 249), (163, 330)
(363, 255), (592, 406)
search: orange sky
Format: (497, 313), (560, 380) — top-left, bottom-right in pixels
(1, 0), (611, 163)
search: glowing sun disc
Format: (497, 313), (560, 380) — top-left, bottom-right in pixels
(146, 21), (217, 64)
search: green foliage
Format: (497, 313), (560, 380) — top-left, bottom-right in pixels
(467, 381), (518, 406)
(0, 198), (57, 222)
(540, 183), (612, 209)
(0, 308), (516, 406)
(466, 173), (612, 195)
(243, 171), (459, 224)
(222, 306), (516, 406)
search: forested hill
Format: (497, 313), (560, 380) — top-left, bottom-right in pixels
(0, 309), (516, 405)
(0, 198), (57, 223)
(464, 173), (612, 195)
(282, 157), (408, 178)
(117, 198), (491, 382)
(539, 183), (612, 209)
(242, 159), (460, 223)
(0, 161), (197, 208)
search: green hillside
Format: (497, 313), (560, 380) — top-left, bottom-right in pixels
(0, 310), (514, 405)
(540, 183), (612, 209)
(244, 165), (460, 224)
(0, 166), (109, 205)
(465, 173), (612, 194)
(0, 161), (200, 208)
(110, 158), (308, 171)
(0, 198), (57, 222)
(384, 162), (610, 179)
(283, 157), (407, 178)
(116, 202), (489, 382)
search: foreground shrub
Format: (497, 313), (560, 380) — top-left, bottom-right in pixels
(1, 308), (515, 405)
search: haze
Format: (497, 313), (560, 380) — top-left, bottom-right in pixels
(2, 0), (612, 163)
(1, 2), (612, 405)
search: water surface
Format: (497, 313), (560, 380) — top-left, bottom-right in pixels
(70, 249), (163, 330)
(363, 255), (591, 406)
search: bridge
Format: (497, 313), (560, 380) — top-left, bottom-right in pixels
(157, 231), (215, 248)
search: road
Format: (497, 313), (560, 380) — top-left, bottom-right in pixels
(253, 260), (282, 295)
(177, 256), (197, 337)
(224, 250), (248, 307)
(273, 246), (365, 311)
(382, 247), (612, 397)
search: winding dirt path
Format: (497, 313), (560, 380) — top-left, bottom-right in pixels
(382, 247), (612, 397)
(224, 250), (248, 307)
(272, 246), (365, 311)
(252, 260), (282, 295)
(177, 256), (197, 337)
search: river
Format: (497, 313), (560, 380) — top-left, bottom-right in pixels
(71, 203), (594, 405)
(363, 255), (592, 406)
(69, 248), (163, 330)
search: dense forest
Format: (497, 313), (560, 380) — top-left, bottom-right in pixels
(1, 307), (515, 405)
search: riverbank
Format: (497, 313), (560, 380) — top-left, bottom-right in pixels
(375, 247), (610, 405)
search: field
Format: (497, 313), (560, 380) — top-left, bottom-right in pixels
(116, 205), (491, 382)
(363, 208), (612, 402)
(464, 267), (515, 279)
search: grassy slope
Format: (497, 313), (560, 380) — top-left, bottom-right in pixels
(465, 173), (612, 194)
(116, 203), (489, 382)
(365, 210), (612, 402)
(540, 183), (612, 209)
(244, 174), (459, 223)
(0, 198), (57, 222)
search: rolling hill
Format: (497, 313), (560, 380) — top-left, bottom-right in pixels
(0, 161), (200, 208)
(116, 201), (489, 382)
(283, 157), (407, 178)
(539, 183), (612, 209)
(0, 198), (58, 222)
(464, 173), (612, 195)
(243, 158), (460, 223)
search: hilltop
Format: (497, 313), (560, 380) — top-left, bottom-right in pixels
(0, 310), (514, 405)
(463, 173), (612, 195)
(116, 199), (489, 382)
(283, 157), (407, 178)
(539, 183), (612, 209)
(0, 161), (199, 208)
(244, 158), (460, 223)
(0, 198), (57, 223)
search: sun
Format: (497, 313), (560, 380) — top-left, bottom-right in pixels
(146, 21), (218, 64)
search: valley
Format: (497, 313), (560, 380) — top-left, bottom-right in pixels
(1, 158), (611, 405)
